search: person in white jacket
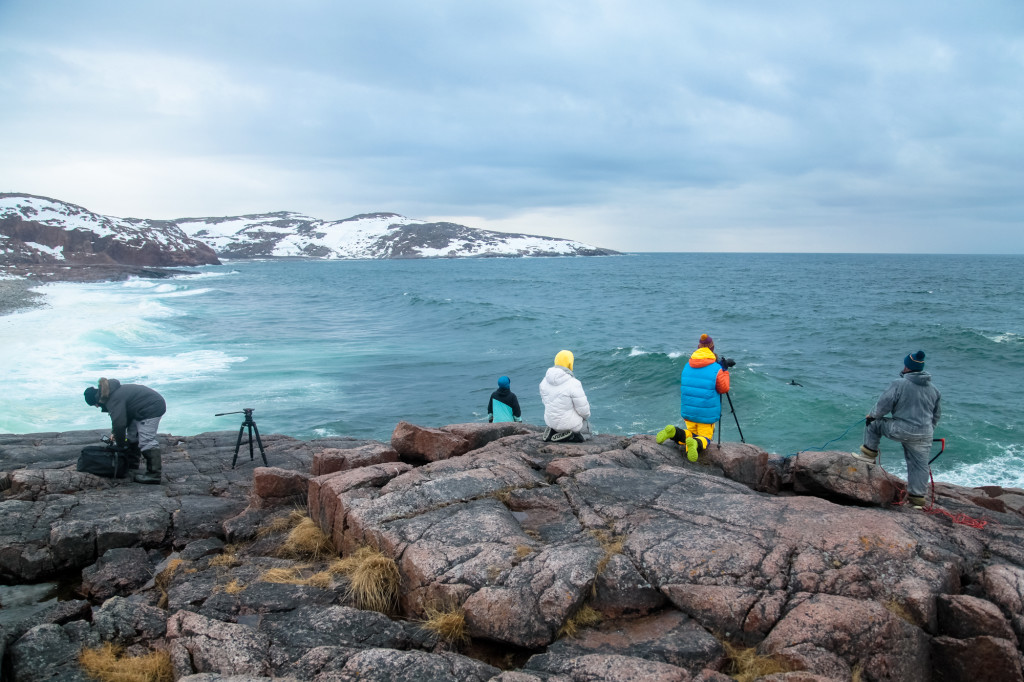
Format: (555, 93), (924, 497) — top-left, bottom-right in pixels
(539, 350), (592, 442)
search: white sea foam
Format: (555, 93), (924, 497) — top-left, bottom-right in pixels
(0, 277), (240, 434)
(986, 332), (1021, 344)
(940, 444), (1024, 490)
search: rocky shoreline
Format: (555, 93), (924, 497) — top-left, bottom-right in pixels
(2, 422), (1023, 681)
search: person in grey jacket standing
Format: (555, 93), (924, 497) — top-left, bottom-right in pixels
(854, 350), (942, 509)
(84, 377), (166, 484)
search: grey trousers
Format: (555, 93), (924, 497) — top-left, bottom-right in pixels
(864, 418), (932, 497)
(127, 416), (162, 451)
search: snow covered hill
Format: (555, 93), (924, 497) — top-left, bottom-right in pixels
(176, 211), (618, 259)
(0, 193), (218, 268)
(0, 193), (617, 266)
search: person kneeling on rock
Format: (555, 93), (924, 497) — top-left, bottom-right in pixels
(656, 333), (731, 462)
(539, 350), (591, 442)
(84, 377), (166, 484)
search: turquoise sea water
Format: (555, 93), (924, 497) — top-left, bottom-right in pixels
(1, 253), (1021, 488)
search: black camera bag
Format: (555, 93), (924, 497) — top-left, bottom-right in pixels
(77, 445), (129, 479)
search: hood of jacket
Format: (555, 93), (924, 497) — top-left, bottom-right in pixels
(98, 377), (121, 407)
(688, 347), (718, 369)
(903, 371), (932, 385)
(544, 366), (574, 386)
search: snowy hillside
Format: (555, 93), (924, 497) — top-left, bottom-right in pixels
(174, 212), (618, 259)
(0, 194), (618, 262)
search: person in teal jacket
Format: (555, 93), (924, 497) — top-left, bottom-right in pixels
(487, 375), (522, 423)
(656, 334), (731, 462)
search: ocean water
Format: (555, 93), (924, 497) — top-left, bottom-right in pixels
(1, 253), (1021, 489)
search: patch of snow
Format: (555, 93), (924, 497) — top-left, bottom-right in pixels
(24, 241), (65, 260)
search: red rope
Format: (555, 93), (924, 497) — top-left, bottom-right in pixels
(882, 458), (989, 529)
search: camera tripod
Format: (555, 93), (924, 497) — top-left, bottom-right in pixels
(215, 408), (268, 468)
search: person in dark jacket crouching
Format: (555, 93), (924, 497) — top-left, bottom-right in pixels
(84, 377), (167, 484)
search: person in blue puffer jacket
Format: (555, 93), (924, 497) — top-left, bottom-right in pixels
(656, 334), (731, 462)
(487, 375), (522, 423)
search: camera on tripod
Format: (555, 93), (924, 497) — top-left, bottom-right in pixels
(215, 407), (268, 468)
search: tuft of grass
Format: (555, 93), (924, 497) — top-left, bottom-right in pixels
(590, 529), (625, 575)
(491, 487), (515, 507)
(207, 548), (239, 569)
(421, 602), (469, 645)
(79, 642), (173, 682)
(153, 558), (185, 610)
(258, 565), (333, 589)
(278, 516), (336, 561)
(259, 508), (308, 537)
(721, 641), (794, 682)
(514, 544), (533, 559)
(557, 603), (602, 639)
(851, 663), (864, 682)
(329, 545), (401, 614)
(883, 597), (917, 625)
(222, 579), (246, 594)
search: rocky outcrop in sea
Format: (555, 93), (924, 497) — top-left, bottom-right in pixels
(1, 423), (1022, 681)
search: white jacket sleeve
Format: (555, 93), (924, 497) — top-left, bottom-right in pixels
(571, 380), (591, 420)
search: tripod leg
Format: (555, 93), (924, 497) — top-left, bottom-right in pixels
(248, 424), (256, 462)
(251, 422), (268, 466)
(232, 422), (246, 468)
(726, 392), (746, 443)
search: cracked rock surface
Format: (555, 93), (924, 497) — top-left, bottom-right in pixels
(3, 423), (1023, 681)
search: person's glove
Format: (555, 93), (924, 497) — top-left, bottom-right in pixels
(865, 416), (876, 426)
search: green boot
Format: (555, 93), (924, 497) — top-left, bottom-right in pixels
(685, 437), (699, 463)
(655, 424), (676, 444)
(134, 447), (162, 484)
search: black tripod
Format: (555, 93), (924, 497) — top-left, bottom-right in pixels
(717, 393), (746, 445)
(216, 408), (268, 468)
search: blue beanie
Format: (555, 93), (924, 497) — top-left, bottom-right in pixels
(498, 375), (510, 389)
(904, 350), (926, 372)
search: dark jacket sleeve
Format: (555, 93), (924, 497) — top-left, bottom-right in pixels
(510, 393), (522, 419)
(487, 395), (494, 420)
(107, 399), (129, 448)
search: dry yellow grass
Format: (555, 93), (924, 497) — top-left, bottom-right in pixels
(852, 663), (864, 682)
(209, 552), (239, 568)
(514, 544), (533, 559)
(421, 602), (469, 645)
(259, 508), (308, 537)
(153, 558), (185, 609)
(590, 529), (625, 575)
(258, 565), (333, 589)
(329, 545), (401, 613)
(883, 597), (917, 625)
(222, 579), (246, 594)
(79, 642), (173, 682)
(721, 641), (794, 682)
(491, 487), (514, 506)
(278, 516), (336, 561)
(557, 603), (602, 639)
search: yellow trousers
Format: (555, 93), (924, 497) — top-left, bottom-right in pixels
(682, 420), (715, 449)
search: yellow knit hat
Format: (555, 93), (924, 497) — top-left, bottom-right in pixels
(554, 350), (574, 371)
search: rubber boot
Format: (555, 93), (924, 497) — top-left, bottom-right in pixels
(126, 441), (142, 470)
(685, 437), (699, 463)
(655, 424), (676, 444)
(134, 447), (162, 484)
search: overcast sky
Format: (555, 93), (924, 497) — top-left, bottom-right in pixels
(1, 1), (1022, 253)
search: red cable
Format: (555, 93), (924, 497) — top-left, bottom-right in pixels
(882, 459), (989, 529)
